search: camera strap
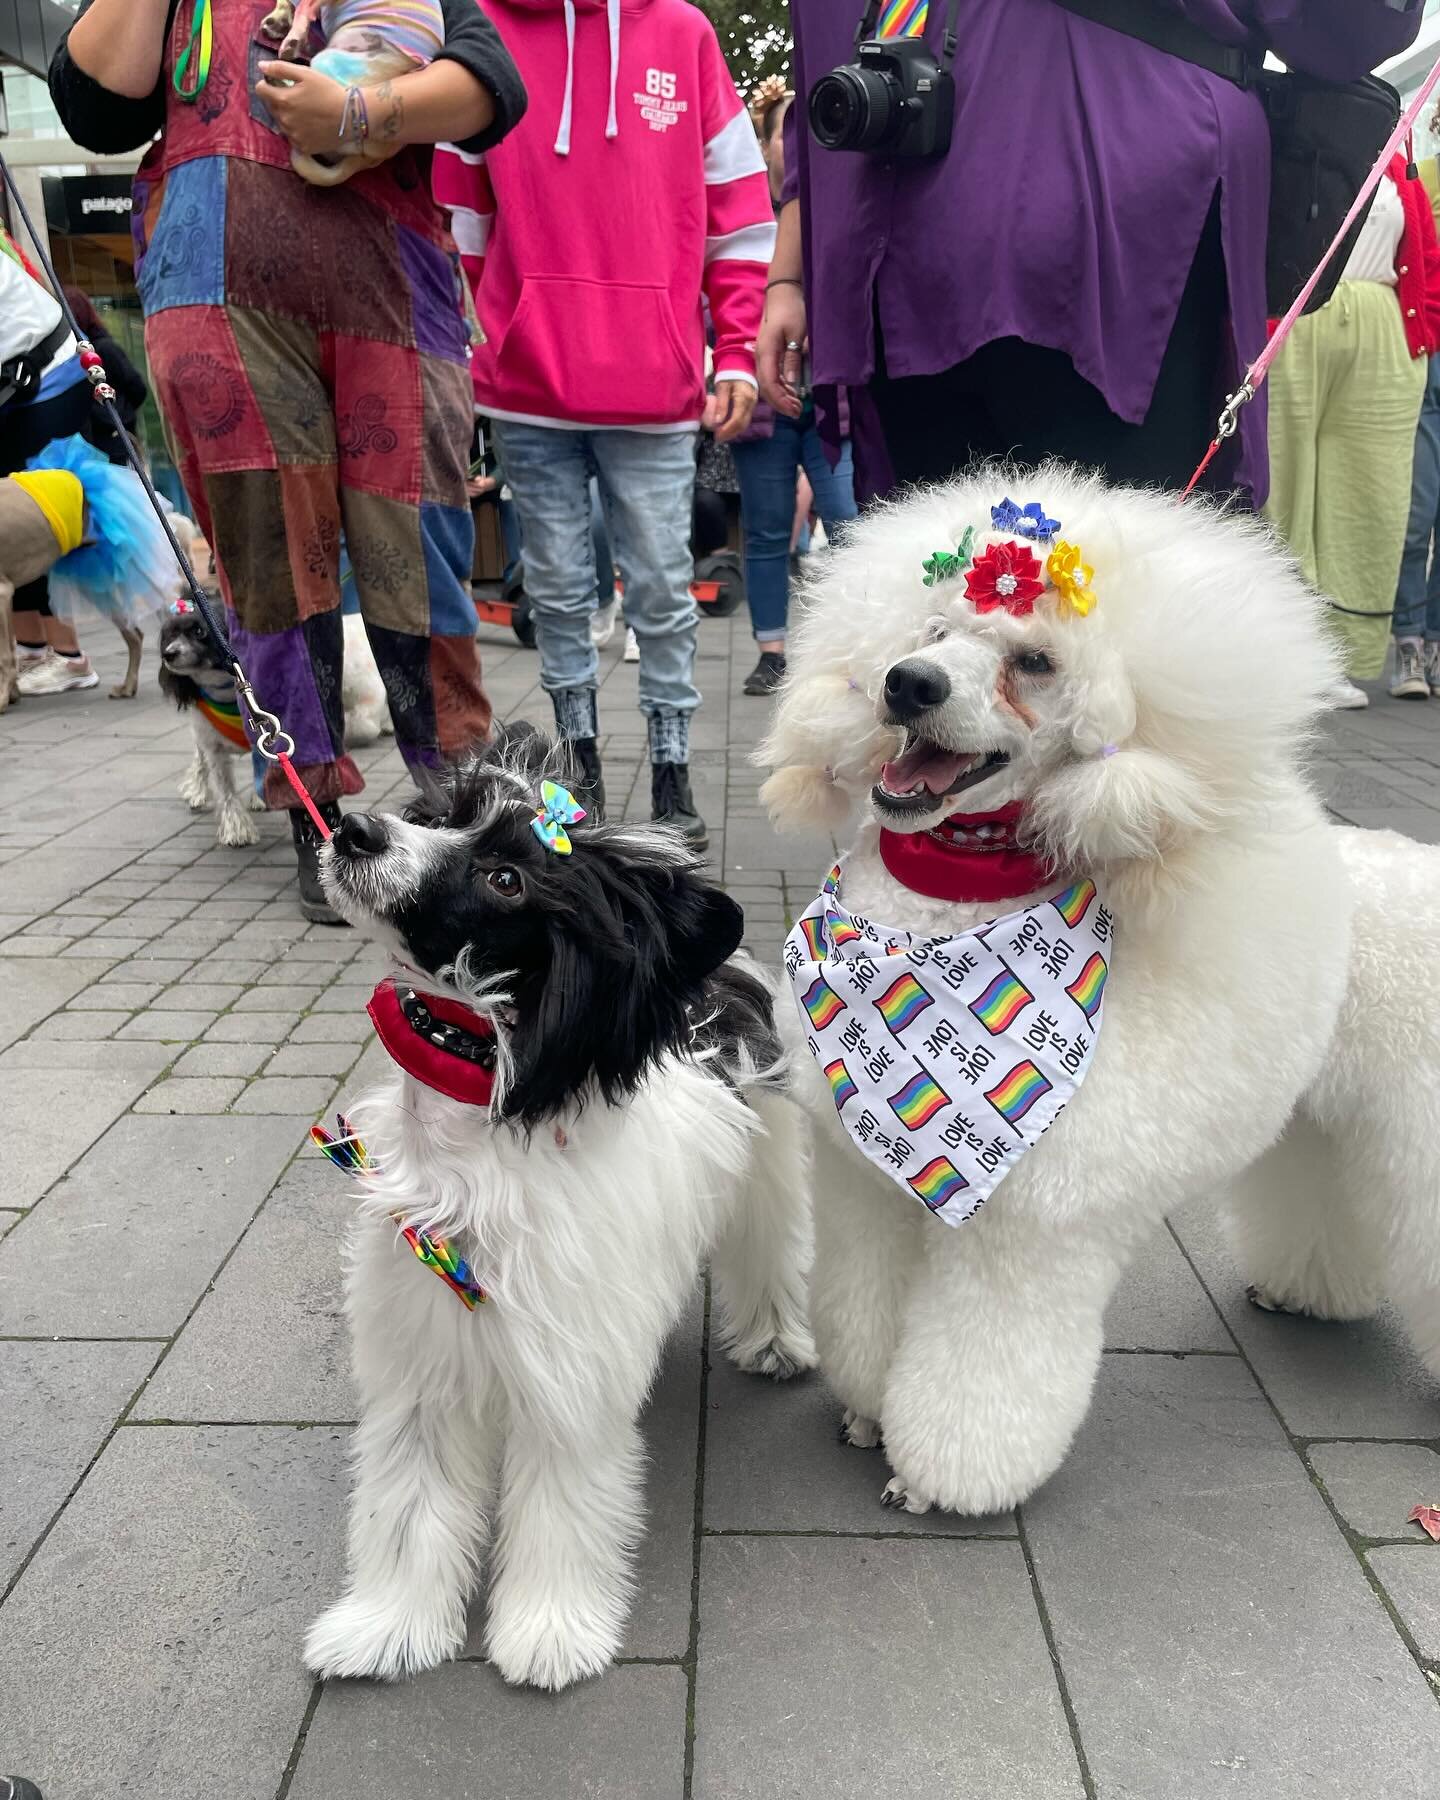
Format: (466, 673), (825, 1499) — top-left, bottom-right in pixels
(853, 0), (965, 73)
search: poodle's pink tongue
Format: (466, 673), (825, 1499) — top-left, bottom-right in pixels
(880, 743), (977, 795)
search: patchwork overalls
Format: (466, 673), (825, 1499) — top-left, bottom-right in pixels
(134, 0), (490, 807)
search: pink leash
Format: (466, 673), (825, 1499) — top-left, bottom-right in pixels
(1183, 49), (1440, 498)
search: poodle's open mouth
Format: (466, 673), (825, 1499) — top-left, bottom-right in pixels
(872, 736), (1010, 818)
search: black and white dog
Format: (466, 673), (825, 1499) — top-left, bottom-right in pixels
(304, 728), (815, 1691)
(158, 607), (262, 846)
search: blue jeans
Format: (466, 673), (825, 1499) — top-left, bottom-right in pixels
(732, 414), (858, 643)
(500, 480), (614, 606)
(494, 423), (699, 762)
(1396, 354), (1440, 643)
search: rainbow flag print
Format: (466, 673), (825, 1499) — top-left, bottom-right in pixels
(875, 971), (933, 1036)
(888, 1066), (950, 1131)
(825, 908), (865, 949)
(1065, 951), (1108, 1021)
(802, 975), (846, 1030)
(799, 915), (828, 960)
(985, 1060), (1052, 1127)
(825, 1058), (859, 1112)
(876, 0), (929, 38)
(908, 1155), (968, 1212)
(822, 863), (842, 897)
(969, 969), (1032, 1036)
(1051, 877), (1097, 928)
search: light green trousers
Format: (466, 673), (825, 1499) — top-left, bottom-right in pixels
(1265, 280), (1426, 680)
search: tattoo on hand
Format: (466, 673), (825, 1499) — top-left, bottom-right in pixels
(375, 79), (405, 142)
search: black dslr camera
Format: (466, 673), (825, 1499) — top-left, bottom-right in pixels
(808, 3), (957, 162)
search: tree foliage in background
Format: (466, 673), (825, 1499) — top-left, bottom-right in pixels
(699, 0), (792, 98)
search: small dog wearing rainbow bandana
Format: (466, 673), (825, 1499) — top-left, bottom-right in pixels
(260, 0), (445, 186)
(158, 606), (263, 847)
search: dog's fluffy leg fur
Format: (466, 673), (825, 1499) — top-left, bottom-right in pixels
(1222, 1114), (1386, 1321)
(305, 1220), (499, 1682)
(0, 575), (16, 713)
(178, 745), (209, 810)
(879, 1210), (1120, 1516)
(709, 1093), (818, 1380)
(808, 1126), (924, 1437)
(194, 717), (261, 847)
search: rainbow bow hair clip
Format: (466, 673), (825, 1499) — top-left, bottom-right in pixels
(531, 778), (586, 856)
(310, 1113), (488, 1309)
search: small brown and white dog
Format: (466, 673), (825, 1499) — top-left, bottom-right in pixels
(158, 607), (263, 847)
(260, 0), (446, 187)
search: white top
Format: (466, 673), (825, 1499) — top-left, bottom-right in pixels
(0, 246), (75, 374)
(1343, 173), (1405, 287)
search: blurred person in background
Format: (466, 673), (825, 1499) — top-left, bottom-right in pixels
(1391, 118), (1440, 701)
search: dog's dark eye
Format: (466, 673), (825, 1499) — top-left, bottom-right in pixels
(1013, 650), (1054, 676)
(487, 866), (523, 898)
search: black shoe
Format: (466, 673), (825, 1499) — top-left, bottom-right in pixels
(290, 801), (350, 927)
(743, 650), (787, 697)
(569, 736), (606, 822)
(1, 1779), (46, 1800)
(651, 762), (708, 851)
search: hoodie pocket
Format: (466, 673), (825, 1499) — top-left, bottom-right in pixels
(493, 276), (700, 425)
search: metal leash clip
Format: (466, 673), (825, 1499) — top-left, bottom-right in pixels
(1213, 380), (1255, 443)
(233, 663), (295, 761)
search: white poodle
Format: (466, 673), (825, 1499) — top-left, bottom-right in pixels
(760, 464), (1440, 1518)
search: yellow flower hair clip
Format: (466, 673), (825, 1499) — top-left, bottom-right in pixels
(1046, 540), (1097, 617)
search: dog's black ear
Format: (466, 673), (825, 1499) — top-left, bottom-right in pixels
(658, 878), (744, 990)
(158, 663), (200, 709)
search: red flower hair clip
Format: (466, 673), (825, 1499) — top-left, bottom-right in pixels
(964, 540), (1045, 615)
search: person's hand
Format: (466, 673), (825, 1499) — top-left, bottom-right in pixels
(256, 61), (348, 153)
(704, 379), (759, 443)
(466, 473), (498, 499)
(757, 283), (806, 417)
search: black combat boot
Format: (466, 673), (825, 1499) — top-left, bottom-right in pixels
(651, 762), (707, 851)
(290, 800), (349, 926)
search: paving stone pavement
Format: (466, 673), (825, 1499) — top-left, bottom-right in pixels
(1, 624), (1439, 1800)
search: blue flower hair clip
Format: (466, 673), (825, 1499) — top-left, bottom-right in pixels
(991, 497), (1062, 543)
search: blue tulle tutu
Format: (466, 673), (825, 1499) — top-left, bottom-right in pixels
(25, 434), (179, 622)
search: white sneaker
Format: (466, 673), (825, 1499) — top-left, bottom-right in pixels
(590, 598), (620, 648)
(17, 648), (99, 695)
(1426, 641), (1440, 696)
(623, 627), (640, 663)
(15, 644), (46, 677)
(1389, 639), (1430, 700)
(1330, 677), (1370, 711)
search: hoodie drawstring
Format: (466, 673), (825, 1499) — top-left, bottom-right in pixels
(553, 0), (620, 155)
(554, 0), (577, 155)
(605, 0), (619, 140)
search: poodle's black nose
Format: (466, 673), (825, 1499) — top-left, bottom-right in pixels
(884, 658), (951, 720)
(334, 812), (388, 858)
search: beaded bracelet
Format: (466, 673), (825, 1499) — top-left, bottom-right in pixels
(339, 85), (370, 147)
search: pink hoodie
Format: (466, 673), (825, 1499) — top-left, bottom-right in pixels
(433, 0), (774, 431)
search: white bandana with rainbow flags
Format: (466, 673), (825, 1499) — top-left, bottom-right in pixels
(784, 863), (1112, 1227)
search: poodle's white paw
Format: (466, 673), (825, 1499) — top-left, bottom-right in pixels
(880, 1475), (933, 1516)
(485, 1597), (619, 1692)
(1245, 1282), (1307, 1317)
(840, 1408), (881, 1449)
(304, 1590), (464, 1683)
(730, 1318), (818, 1382)
(217, 806), (261, 848)
(179, 777), (209, 811)
(246, 787), (265, 811)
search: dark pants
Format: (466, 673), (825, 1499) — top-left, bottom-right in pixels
(0, 377), (102, 616)
(871, 199), (1228, 493)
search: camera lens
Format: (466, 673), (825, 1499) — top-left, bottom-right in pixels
(809, 66), (898, 153)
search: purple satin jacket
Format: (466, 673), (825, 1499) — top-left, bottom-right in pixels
(784, 0), (1423, 503)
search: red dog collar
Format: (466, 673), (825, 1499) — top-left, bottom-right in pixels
(367, 979), (497, 1107)
(878, 803), (1053, 904)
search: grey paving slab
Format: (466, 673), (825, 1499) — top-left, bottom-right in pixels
(0, 1209), (21, 1237)
(693, 1536), (1082, 1800)
(1172, 1200), (1440, 1437)
(232, 1074), (339, 1114)
(289, 1663), (687, 1800)
(1024, 1354), (1440, 1798)
(0, 955), (116, 1050)
(1309, 1441), (1440, 1541)
(0, 846), (137, 913)
(704, 1351), (1014, 1536)
(137, 1159), (355, 1424)
(0, 1064), (160, 1207)
(1104, 1223), (1233, 1352)
(0, 1338), (157, 1589)
(0, 1035), (170, 1076)
(1367, 1547), (1440, 1658)
(171, 1041), (273, 1076)
(0, 1424), (347, 1800)
(0, 1114), (296, 1336)
(134, 1075), (247, 1114)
